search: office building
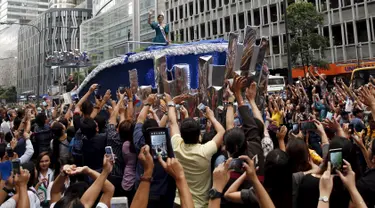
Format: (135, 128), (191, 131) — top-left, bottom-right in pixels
(80, 0), (165, 65)
(0, 0), (49, 88)
(17, 8), (92, 96)
(0, 0), (49, 23)
(165, 0), (375, 71)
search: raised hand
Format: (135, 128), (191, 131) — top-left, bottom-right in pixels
(336, 160), (356, 190)
(103, 154), (114, 174)
(125, 87), (133, 100)
(138, 145), (154, 176)
(246, 82), (257, 102)
(158, 157), (185, 181)
(276, 125), (287, 141)
(319, 162), (333, 197)
(239, 155), (257, 181)
(89, 84), (98, 93)
(173, 94), (189, 104)
(146, 94), (157, 105)
(212, 158), (232, 192)
(359, 86), (375, 107)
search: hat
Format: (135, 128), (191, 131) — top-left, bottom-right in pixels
(158, 12), (164, 17)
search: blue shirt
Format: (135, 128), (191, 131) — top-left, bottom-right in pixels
(133, 123), (175, 197)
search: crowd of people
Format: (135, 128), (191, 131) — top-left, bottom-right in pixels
(0, 68), (374, 208)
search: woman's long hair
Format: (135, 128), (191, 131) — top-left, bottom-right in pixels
(119, 120), (136, 153)
(286, 138), (312, 173)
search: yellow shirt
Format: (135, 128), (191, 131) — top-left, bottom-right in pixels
(271, 111), (283, 127)
(309, 149), (323, 165)
(171, 134), (217, 208)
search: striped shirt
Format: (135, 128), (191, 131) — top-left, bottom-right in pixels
(106, 124), (125, 177)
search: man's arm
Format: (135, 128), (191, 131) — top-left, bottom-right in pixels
(91, 89), (111, 119)
(137, 94), (156, 124)
(80, 156), (114, 208)
(130, 145), (154, 208)
(18, 134), (34, 164)
(159, 114), (168, 127)
(224, 173), (247, 203)
(206, 107), (225, 148)
(109, 91), (125, 126)
(246, 83), (264, 125)
(165, 94), (180, 137)
(74, 84), (98, 113)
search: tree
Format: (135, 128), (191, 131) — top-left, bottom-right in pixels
(287, 1), (328, 74)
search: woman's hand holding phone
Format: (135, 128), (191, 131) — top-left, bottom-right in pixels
(336, 159), (356, 190)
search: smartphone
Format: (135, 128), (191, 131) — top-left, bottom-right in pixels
(292, 123), (300, 134)
(197, 103), (206, 113)
(42, 101), (48, 107)
(105, 146), (115, 161)
(147, 127), (170, 159)
(6, 144), (13, 157)
(234, 117), (241, 127)
(326, 112), (333, 120)
(118, 86), (125, 94)
(253, 154), (258, 166)
(301, 121), (316, 131)
(228, 158), (245, 173)
(200, 117), (207, 130)
(12, 159), (20, 175)
(329, 148), (343, 174)
(94, 86), (101, 99)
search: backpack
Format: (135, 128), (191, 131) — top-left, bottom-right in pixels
(70, 134), (83, 156)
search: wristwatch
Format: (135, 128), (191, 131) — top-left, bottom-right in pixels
(208, 188), (223, 199)
(168, 102), (176, 108)
(140, 174), (153, 183)
(318, 196), (329, 203)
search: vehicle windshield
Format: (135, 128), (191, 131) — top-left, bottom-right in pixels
(268, 78), (284, 85)
(352, 69), (375, 89)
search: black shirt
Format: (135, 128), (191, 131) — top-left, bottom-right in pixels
(297, 174), (350, 208)
(356, 168), (375, 207)
(82, 133), (107, 170)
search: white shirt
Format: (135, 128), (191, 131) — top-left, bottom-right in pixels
(50, 202), (108, 208)
(1, 121), (12, 134)
(28, 189), (41, 208)
(19, 139), (34, 164)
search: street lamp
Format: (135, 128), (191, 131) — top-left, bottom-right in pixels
(0, 22), (42, 106)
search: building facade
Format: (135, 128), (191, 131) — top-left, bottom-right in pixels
(80, 0), (165, 65)
(165, 0), (375, 71)
(0, 0), (49, 23)
(17, 8), (92, 95)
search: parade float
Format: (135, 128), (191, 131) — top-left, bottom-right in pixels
(77, 26), (270, 116)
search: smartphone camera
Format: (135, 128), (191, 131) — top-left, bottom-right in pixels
(301, 121), (317, 131)
(197, 103), (206, 113)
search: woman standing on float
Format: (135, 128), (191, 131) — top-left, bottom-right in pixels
(148, 10), (170, 44)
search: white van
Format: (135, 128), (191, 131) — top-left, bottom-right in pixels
(267, 75), (285, 93)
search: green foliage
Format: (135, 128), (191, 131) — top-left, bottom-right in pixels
(73, 71), (85, 84)
(88, 65), (97, 74)
(0, 86), (17, 103)
(287, 1), (328, 69)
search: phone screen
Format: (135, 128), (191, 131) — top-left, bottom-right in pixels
(228, 158), (244, 173)
(330, 149), (343, 174)
(197, 103), (206, 113)
(234, 118), (241, 127)
(292, 124), (299, 133)
(326, 112), (333, 120)
(150, 131), (168, 159)
(12, 160), (20, 175)
(105, 146), (114, 161)
(301, 121), (316, 131)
